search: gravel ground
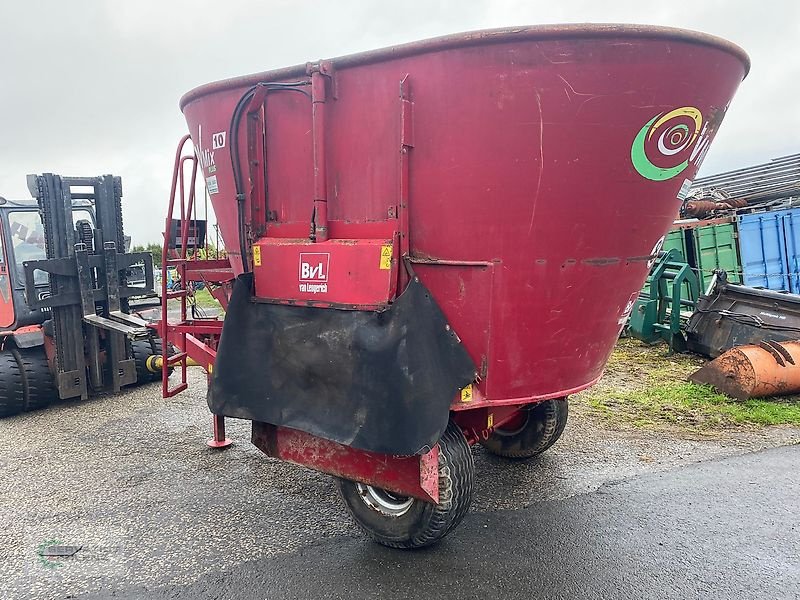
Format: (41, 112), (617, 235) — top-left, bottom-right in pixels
(1, 370), (798, 599)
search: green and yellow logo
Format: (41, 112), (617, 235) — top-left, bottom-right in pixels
(631, 106), (707, 181)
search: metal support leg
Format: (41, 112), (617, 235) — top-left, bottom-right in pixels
(207, 414), (232, 449)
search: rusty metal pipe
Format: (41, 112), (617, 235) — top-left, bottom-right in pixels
(682, 198), (747, 218)
(689, 340), (800, 399)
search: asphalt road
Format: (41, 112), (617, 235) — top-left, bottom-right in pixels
(2, 372), (798, 600)
(80, 445), (798, 600)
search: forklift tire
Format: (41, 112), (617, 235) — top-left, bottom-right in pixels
(337, 421), (474, 549)
(131, 338), (169, 384)
(0, 350), (25, 418)
(11, 347), (57, 412)
(479, 398), (568, 459)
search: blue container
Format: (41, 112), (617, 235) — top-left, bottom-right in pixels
(784, 210), (800, 294)
(737, 209), (800, 292)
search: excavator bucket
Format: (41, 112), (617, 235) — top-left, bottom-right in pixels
(689, 340), (800, 400)
(685, 271), (800, 358)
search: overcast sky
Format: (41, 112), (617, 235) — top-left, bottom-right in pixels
(0, 0), (797, 244)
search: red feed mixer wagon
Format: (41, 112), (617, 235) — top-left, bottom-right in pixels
(161, 25), (748, 548)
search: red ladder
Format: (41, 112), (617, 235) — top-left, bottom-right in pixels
(160, 135), (234, 447)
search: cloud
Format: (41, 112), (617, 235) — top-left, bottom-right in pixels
(0, 0), (795, 242)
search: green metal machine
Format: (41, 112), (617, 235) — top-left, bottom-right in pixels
(690, 220), (741, 288)
(627, 248), (701, 352)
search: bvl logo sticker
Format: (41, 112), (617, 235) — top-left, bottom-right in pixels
(299, 253), (330, 294)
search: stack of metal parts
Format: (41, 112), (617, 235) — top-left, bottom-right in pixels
(683, 153), (800, 219)
(681, 189), (747, 218)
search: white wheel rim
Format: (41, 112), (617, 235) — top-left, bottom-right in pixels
(355, 483), (414, 517)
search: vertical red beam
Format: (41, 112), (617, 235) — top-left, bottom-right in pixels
(243, 85), (271, 250)
(246, 108), (266, 239)
(399, 75), (414, 290)
(310, 67), (329, 242)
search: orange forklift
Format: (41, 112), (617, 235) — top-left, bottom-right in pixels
(0, 173), (162, 417)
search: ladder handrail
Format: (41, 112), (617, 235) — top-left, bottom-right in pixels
(161, 135), (196, 398)
(160, 136), (234, 400)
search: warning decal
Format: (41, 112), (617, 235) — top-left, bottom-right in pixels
(677, 178), (693, 201)
(460, 384), (473, 403)
(253, 245), (262, 267)
(379, 245), (393, 270)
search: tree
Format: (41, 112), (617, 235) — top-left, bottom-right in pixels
(132, 242), (163, 266)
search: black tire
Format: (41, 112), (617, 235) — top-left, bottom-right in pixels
(11, 347), (57, 412)
(479, 398), (569, 459)
(130, 338), (168, 384)
(337, 422), (474, 549)
(0, 349), (25, 418)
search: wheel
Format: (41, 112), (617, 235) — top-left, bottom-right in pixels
(0, 349), (25, 417)
(131, 337), (169, 384)
(337, 422), (474, 549)
(480, 398), (569, 459)
(11, 347), (57, 412)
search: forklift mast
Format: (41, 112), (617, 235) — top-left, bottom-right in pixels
(23, 174), (154, 400)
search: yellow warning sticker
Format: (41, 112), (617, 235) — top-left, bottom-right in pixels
(379, 245), (392, 270)
(208, 364), (213, 374)
(253, 245), (262, 267)
(487, 413), (494, 428)
(460, 384), (473, 403)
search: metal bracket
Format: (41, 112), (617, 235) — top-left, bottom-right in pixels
(305, 60), (337, 98)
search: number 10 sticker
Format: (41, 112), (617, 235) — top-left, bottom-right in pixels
(212, 131), (226, 150)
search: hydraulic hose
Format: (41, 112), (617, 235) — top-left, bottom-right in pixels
(228, 81), (310, 273)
